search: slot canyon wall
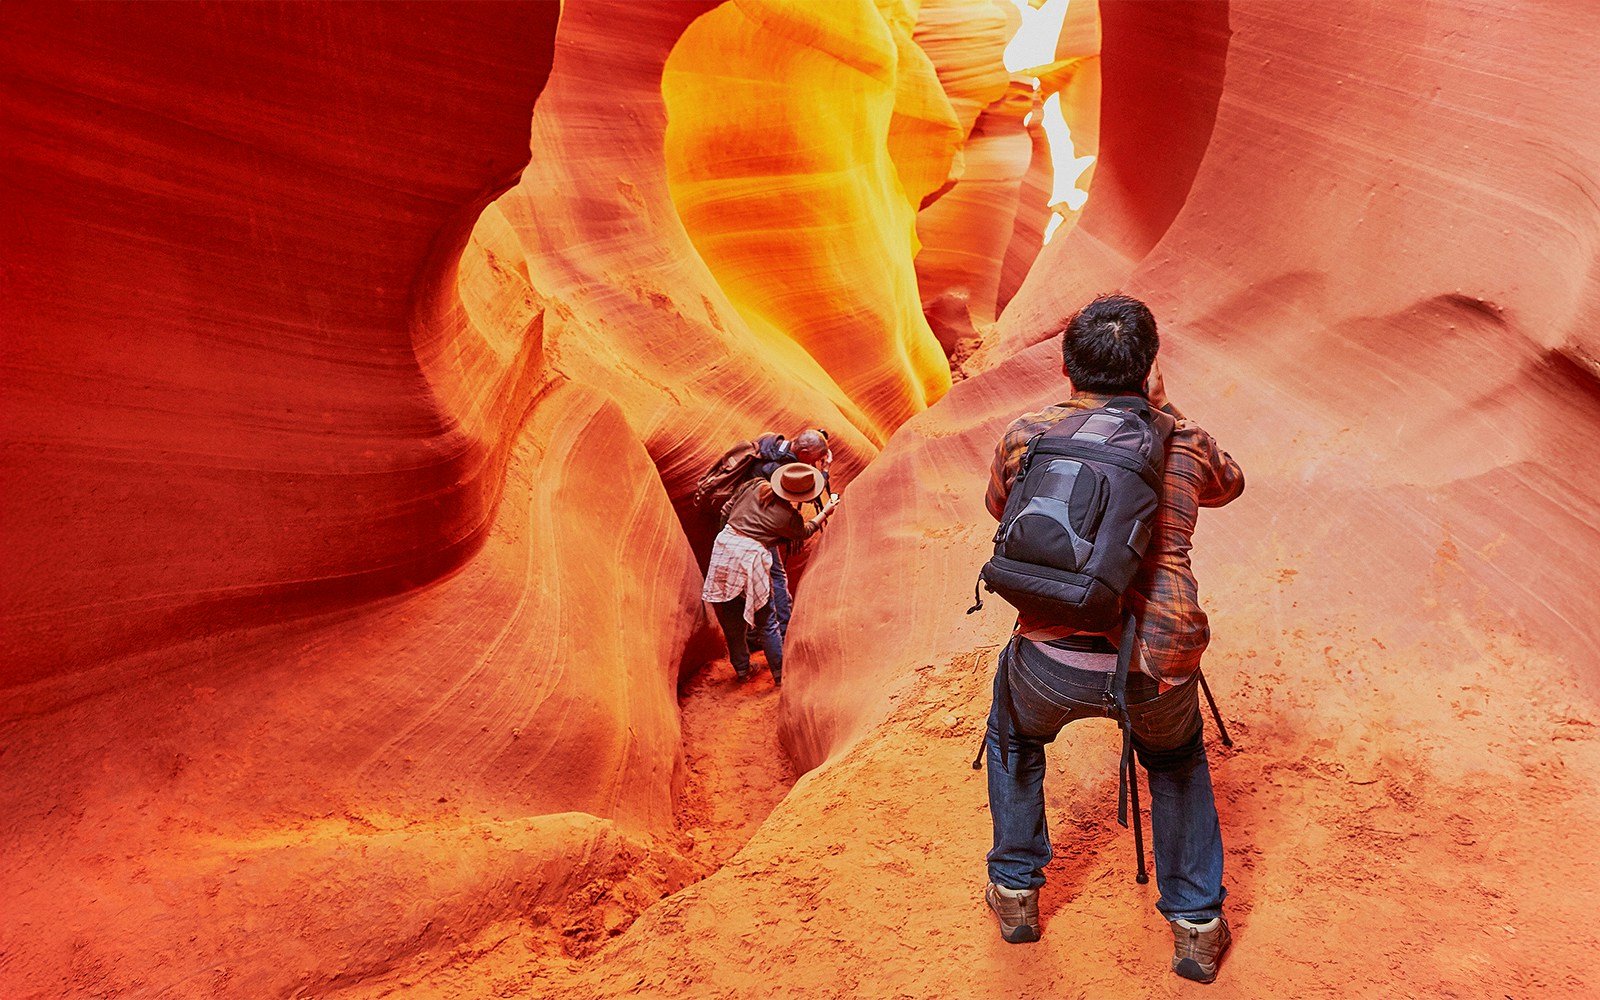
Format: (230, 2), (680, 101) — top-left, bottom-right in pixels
(3, 2), (1599, 1000)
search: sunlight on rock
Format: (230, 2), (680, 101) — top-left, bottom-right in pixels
(1004, 0), (1099, 244)
(4, 1), (1600, 998)
(661, 0), (955, 444)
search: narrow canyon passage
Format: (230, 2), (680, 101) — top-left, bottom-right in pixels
(674, 658), (799, 871)
(6, 1), (1600, 999)
(506, 650), (800, 964)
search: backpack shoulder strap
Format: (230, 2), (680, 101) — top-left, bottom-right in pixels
(1106, 394), (1176, 442)
(1016, 430), (1047, 474)
(1110, 610), (1150, 885)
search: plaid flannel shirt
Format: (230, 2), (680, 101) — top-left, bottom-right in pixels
(985, 393), (1244, 684)
(702, 527), (774, 627)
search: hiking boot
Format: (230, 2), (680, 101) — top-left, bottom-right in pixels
(1170, 916), (1230, 983)
(985, 883), (1040, 943)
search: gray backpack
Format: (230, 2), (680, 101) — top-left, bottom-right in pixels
(969, 396), (1174, 628)
(968, 396), (1232, 887)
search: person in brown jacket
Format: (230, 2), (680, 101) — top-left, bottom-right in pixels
(701, 463), (838, 684)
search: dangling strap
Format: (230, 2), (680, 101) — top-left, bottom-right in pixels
(966, 572), (984, 615)
(1126, 730), (1149, 885)
(1197, 668), (1233, 747)
(1108, 610), (1150, 885)
(1108, 611), (1136, 826)
(971, 636), (1023, 771)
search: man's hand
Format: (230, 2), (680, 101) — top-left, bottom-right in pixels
(808, 494), (840, 534)
(1144, 358), (1169, 408)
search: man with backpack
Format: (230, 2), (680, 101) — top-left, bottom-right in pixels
(974, 294), (1244, 983)
(696, 428), (834, 642)
(750, 429), (832, 640)
(703, 463), (839, 684)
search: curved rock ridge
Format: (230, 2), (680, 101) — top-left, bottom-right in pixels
(988, 0), (1228, 362)
(1026, 0), (1102, 243)
(911, 0), (1030, 359)
(455, 0), (884, 567)
(0, 380), (706, 998)
(913, 0), (1102, 362)
(790, 0), (1600, 803)
(912, 0), (1018, 139)
(507, 1), (1600, 997)
(1, 0), (975, 994)
(997, 93), (1059, 315)
(0, 4), (707, 997)
(7, 0), (1600, 998)
(0, 2), (561, 684)
(661, 0), (957, 444)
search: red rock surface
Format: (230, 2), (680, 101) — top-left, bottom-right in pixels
(0, 4), (702, 996)
(0, 2), (561, 681)
(765, 2), (1600, 996)
(5, 1), (1600, 998)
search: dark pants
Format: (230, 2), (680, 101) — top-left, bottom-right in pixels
(710, 596), (783, 681)
(747, 549), (793, 651)
(770, 548), (792, 637)
(985, 640), (1225, 921)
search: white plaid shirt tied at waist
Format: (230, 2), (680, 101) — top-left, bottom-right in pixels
(701, 526), (773, 627)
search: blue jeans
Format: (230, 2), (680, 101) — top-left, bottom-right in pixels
(769, 548), (792, 637)
(710, 595), (783, 681)
(739, 550), (790, 652)
(984, 640), (1226, 921)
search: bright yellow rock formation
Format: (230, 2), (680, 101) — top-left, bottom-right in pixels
(663, 0), (957, 445)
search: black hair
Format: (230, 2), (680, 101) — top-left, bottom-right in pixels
(1060, 294), (1159, 395)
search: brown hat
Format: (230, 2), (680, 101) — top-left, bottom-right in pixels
(770, 462), (826, 503)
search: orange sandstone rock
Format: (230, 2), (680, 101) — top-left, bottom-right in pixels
(537, 4), (1600, 998)
(912, 0), (1018, 139)
(1, 381), (704, 998)
(462, 0), (882, 555)
(8, 1), (1600, 999)
(911, 0), (1029, 357)
(917, 0), (1102, 360)
(788, 0), (1600, 790)
(662, 0), (956, 443)
(997, 98), (1059, 314)
(0, 4), (710, 997)
(916, 78), (1037, 358)
(995, 0), (1228, 355)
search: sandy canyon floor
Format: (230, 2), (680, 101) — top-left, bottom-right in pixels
(329, 625), (1600, 1000)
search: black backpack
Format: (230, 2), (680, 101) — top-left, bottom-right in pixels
(969, 396), (1174, 628)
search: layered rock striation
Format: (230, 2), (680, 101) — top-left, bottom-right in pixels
(6, 0), (1600, 998)
(661, 0), (956, 442)
(591, 2), (1600, 996)
(0, 3), (562, 683)
(0, 1), (993, 996)
(2, 3), (702, 996)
